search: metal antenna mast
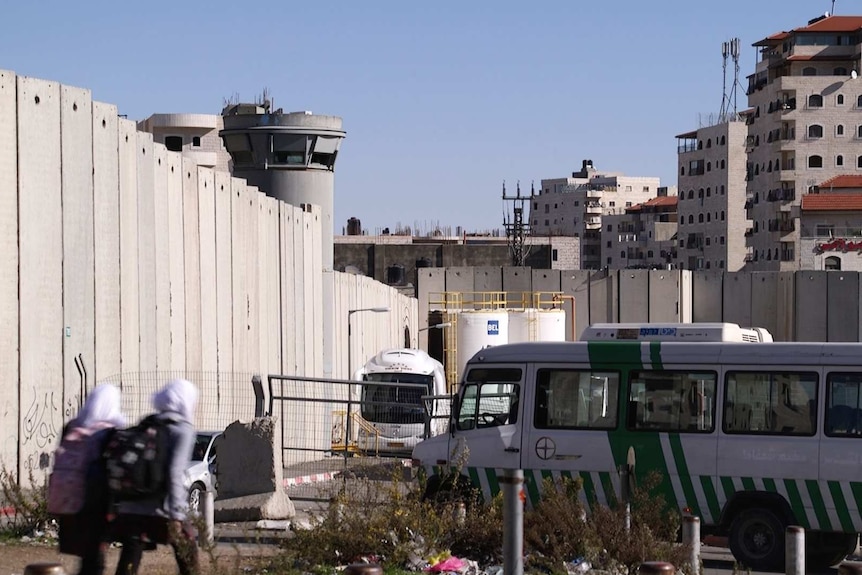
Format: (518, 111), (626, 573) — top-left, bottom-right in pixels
(729, 38), (742, 116)
(502, 180), (531, 267)
(720, 40), (730, 120)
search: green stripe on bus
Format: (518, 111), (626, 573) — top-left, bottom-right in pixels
(467, 467), (482, 494)
(851, 483), (862, 521)
(485, 468), (500, 497)
(523, 470), (540, 506)
(700, 476), (721, 521)
(763, 478), (777, 493)
(741, 477), (755, 492)
(581, 472), (598, 508)
(828, 481), (854, 533)
(784, 479), (809, 529)
(668, 434), (701, 518)
(649, 341), (663, 369)
(587, 341), (643, 367)
(720, 476), (736, 500)
(806, 479), (831, 531)
(599, 472), (615, 505)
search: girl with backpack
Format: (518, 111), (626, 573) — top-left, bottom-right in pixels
(110, 378), (200, 575)
(51, 383), (127, 575)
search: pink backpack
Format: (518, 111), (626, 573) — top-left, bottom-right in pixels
(47, 421), (113, 515)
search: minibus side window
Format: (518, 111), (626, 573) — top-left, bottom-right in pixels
(457, 368), (522, 431)
(534, 369), (619, 429)
(628, 371), (716, 432)
(724, 371), (817, 436)
(826, 372), (862, 437)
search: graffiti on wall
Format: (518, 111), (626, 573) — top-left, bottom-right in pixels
(22, 391), (59, 452)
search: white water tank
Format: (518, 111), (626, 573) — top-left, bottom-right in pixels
(508, 308), (567, 343)
(456, 310), (509, 382)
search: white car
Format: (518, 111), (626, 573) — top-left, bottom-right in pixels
(184, 431), (221, 514)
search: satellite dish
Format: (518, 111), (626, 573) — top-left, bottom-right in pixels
(852, 70), (858, 79)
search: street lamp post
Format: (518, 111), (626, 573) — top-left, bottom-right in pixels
(345, 306), (390, 457)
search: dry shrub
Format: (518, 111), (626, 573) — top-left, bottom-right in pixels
(0, 466), (49, 539)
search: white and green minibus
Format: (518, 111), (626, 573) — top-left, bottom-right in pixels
(412, 323), (861, 571)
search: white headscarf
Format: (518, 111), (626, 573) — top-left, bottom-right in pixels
(77, 383), (127, 428)
(152, 378), (199, 424)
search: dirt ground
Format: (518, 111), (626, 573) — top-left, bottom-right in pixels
(0, 539), (278, 575)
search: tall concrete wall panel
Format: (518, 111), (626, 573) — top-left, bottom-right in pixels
(214, 173), (233, 375)
(750, 273), (780, 339)
(619, 271), (649, 323)
(775, 273), (795, 342)
(197, 167), (218, 373)
(230, 182), (251, 372)
(723, 273), (752, 329)
(648, 271), (682, 322)
(418, 267), (446, 350)
(531, 269), (561, 298)
(445, 268), (475, 304)
(17, 76), (62, 471)
(280, 203), (298, 376)
(136, 132), (157, 373)
(589, 270), (619, 324)
(692, 272), (723, 322)
(291, 204), (306, 375)
(60, 85), (95, 417)
(152, 145), (171, 372)
(118, 119), (140, 381)
(182, 159), (202, 371)
(473, 267), (503, 293)
(259, 196), (282, 377)
(0, 71), (18, 468)
(166, 151), (186, 370)
(502, 268), (531, 303)
(795, 271), (829, 342)
(561, 271), (591, 340)
(246, 189), (261, 374)
(827, 272), (858, 342)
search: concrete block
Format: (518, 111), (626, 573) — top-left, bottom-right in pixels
(751, 272), (780, 339)
(828, 271), (859, 342)
(153, 144), (171, 372)
(775, 272), (795, 342)
(589, 269), (619, 324)
(279, 202), (297, 376)
(198, 167), (217, 372)
(118, 118), (140, 377)
(531, 269), (561, 296)
(218, 417), (284, 498)
(137, 131), (156, 372)
(445, 267), (475, 302)
(183, 158), (202, 371)
(214, 490), (295, 522)
(648, 270), (682, 322)
(619, 270), (649, 323)
(723, 273), (752, 328)
(214, 172), (233, 375)
(231, 180), (250, 372)
(166, 150), (186, 370)
(502, 267), (531, 304)
(560, 270), (590, 340)
(795, 271), (828, 342)
(692, 271), (723, 322)
(473, 267), (502, 293)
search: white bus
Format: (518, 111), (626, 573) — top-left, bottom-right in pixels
(413, 323), (860, 571)
(355, 348), (448, 456)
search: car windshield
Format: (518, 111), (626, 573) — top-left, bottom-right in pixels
(192, 433), (217, 462)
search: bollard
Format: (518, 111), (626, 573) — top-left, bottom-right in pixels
(199, 490), (215, 545)
(344, 564), (383, 575)
(453, 501), (466, 526)
(24, 564), (66, 575)
(682, 516), (701, 575)
(838, 562), (862, 575)
(637, 561), (675, 574)
(501, 469), (525, 575)
(785, 525), (805, 575)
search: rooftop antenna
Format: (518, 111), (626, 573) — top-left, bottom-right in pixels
(728, 38), (742, 117)
(502, 180), (532, 267)
(831, 0), (836, 15)
(719, 40), (730, 120)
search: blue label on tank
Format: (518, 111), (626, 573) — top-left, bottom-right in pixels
(487, 320), (499, 335)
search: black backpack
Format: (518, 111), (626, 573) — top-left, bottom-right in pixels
(103, 414), (170, 500)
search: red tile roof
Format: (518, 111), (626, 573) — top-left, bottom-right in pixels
(627, 196), (677, 212)
(755, 16), (862, 46)
(801, 194), (862, 211)
(819, 175), (862, 189)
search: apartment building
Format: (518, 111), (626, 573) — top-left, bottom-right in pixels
(799, 175), (862, 270)
(530, 160), (663, 269)
(675, 119), (750, 271)
(745, 14), (862, 270)
(602, 195), (678, 269)
(137, 113), (231, 172)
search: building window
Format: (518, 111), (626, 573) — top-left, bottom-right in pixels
(688, 215), (694, 224)
(533, 202), (538, 210)
(643, 186), (650, 193)
(706, 139), (712, 148)
(552, 249), (558, 262)
(625, 202), (632, 207)
(544, 220), (549, 226)
(192, 136), (201, 147)
(838, 94), (846, 105)
(698, 214), (704, 223)
(720, 136), (726, 145)
(164, 136), (183, 152)
(808, 124), (824, 138)
(720, 159), (726, 169)
(803, 67), (817, 77)
(707, 162), (712, 172)
(720, 236), (725, 245)
(607, 257), (612, 265)
(620, 251), (626, 259)
(809, 155), (823, 168)
(707, 213), (711, 222)
(625, 185), (632, 192)
(648, 250), (654, 258)
(837, 155), (844, 166)
(609, 201), (616, 207)
(808, 94), (823, 107)
(858, 95), (862, 108)
(835, 68), (848, 77)
(720, 185), (725, 195)
(857, 155), (862, 169)
(721, 210), (725, 221)
(680, 166), (685, 176)
(825, 256), (841, 270)
(544, 204), (549, 213)
(607, 241), (612, 248)
(837, 125), (845, 136)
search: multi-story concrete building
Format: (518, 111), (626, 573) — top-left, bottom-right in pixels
(675, 118), (750, 271)
(602, 195), (678, 269)
(745, 14), (862, 270)
(137, 113), (231, 172)
(530, 160), (663, 269)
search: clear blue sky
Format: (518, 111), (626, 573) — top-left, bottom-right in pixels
(0, 0), (844, 235)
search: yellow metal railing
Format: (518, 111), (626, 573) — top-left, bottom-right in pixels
(330, 409), (383, 456)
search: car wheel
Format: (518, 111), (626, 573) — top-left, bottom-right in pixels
(728, 507), (786, 572)
(188, 482), (205, 515)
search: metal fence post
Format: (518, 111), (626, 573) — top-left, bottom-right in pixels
(682, 516), (701, 575)
(786, 525), (805, 575)
(501, 469), (524, 575)
(252, 375), (264, 417)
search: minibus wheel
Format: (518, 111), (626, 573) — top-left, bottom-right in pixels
(728, 507), (785, 571)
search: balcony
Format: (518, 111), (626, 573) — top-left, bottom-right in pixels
(768, 218), (796, 234)
(585, 201), (603, 214)
(585, 189), (602, 199)
(744, 228), (753, 237)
